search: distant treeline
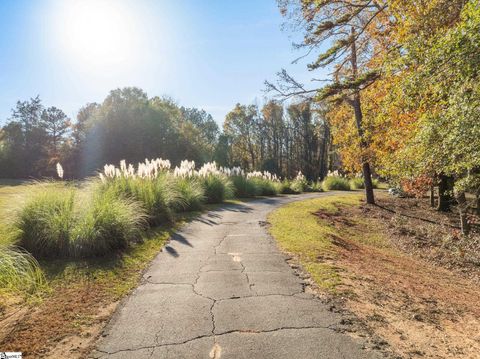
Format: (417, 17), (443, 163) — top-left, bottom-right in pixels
(0, 87), (333, 180)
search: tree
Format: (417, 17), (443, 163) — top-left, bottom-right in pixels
(6, 96), (47, 177)
(223, 104), (259, 169)
(40, 106), (71, 165)
(267, 0), (391, 204)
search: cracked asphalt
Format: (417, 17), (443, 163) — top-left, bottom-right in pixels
(92, 193), (381, 359)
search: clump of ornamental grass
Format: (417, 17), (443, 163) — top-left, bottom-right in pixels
(170, 176), (205, 211)
(16, 184), (76, 258)
(279, 179), (297, 194)
(349, 177), (379, 190)
(250, 178), (279, 196)
(308, 181), (324, 192)
(246, 171), (281, 196)
(193, 162), (234, 203)
(0, 244), (45, 294)
(290, 171), (308, 193)
(100, 174), (178, 225)
(322, 176), (351, 191)
(231, 175), (260, 198)
(69, 185), (147, 258)
(15, 181), (147, 258)
(200, 174), (234, 203)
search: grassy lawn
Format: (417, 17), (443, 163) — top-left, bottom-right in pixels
(268, 194), (364, 292)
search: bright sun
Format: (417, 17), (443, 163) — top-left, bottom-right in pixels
(55, 0), (140, 71)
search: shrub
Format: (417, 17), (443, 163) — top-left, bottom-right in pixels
(322, 176), (351, 191)
(231, 175), (260, 198)
(16, 182), (147, 258)
(170, 176), (205, 211)
(0, 244), (45, 293)
(200, 174), (234, 203)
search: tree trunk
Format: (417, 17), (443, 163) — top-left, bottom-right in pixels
(476, 193), (480, 216)
(454, 190), (470, 235)
(437, 174), (454, 211)
(430, 185), (435, 207)
(350, 27), (374, 204)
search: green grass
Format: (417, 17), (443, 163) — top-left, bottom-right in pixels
(268, 195), (362, 292)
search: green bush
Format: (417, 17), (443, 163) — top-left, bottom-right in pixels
(0, 244), (45, 293)
(170, 176), (205, 211)
(231, 176), (260, 197)
(16, 182), (147, 258)
(201, 174), (234, 203)
(322, 176), (351, 191)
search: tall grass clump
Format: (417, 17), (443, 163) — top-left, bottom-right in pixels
(0, 244), (45, 293)
(15, 182), (147, 258)
(170, 176), (205, 211)
(193, 162), (233, 203)
(309, 181), (324, 192)
(279, 179), (296, 194)
(16, 185), (76, 258)
(99, 159), (180, 224)
(247, 171), (281, 196)
(200, 174), (234, 203)
(290, 171), (308, 193)
(70, 186), (147, 258)
(231, 175), (260, 198)
(349, 177), (379, 190)
(322, 176), (351, 191)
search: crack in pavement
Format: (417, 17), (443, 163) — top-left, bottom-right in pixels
(96, 325), (340, 357)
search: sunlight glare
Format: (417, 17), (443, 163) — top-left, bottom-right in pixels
(55, 0), (141, 72)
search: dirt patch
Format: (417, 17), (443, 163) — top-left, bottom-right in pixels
(0, 283), (118, 358)
(317, 194), (480, 358)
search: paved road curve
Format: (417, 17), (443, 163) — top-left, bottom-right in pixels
(92, 193), (381, 359)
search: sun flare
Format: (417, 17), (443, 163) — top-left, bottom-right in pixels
(55, 0), (140, 71)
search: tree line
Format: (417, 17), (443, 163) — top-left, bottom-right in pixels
(0, 88), (333, 181)
(266, 0), (479, 233)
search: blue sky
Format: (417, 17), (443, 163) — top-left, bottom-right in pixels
(0, 0), (326, 125)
